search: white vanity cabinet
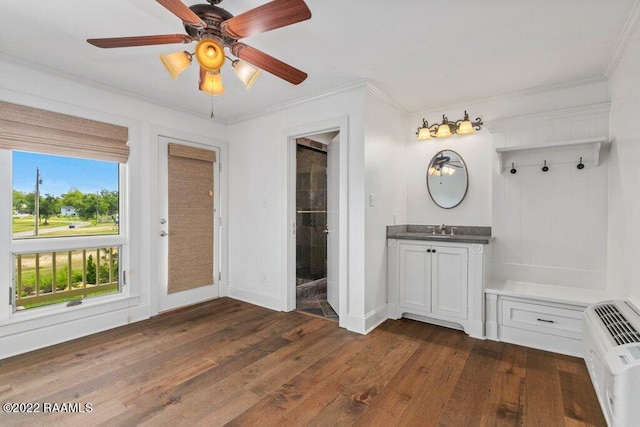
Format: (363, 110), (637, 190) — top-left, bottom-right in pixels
(388, 238), (487, 338)
(397, 243), (468, 319)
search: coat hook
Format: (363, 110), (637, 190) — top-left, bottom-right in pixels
(542, 160), (549, 172)
(510, 163), (517, 174)
(577, 157), (585, 170)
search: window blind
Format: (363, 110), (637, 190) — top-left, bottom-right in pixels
(0, 101), (129, 163)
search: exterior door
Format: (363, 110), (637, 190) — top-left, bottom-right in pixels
(158, 137), (219, 311)
(326, 133), (340, 313)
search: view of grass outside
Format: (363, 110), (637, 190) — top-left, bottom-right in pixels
(12, 215), (119, 238)
(15, 247), (119, 310)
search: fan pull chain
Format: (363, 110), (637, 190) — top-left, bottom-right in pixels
(210, 95), (215, 119)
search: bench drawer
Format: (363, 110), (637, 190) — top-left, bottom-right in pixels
(501, 298), (583, 339)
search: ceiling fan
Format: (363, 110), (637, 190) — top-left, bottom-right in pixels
(87, 0), (311, 95)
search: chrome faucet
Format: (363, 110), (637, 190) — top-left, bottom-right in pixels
(439, 224), (446, 235)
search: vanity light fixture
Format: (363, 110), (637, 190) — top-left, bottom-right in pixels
(416, 111), (483, 140)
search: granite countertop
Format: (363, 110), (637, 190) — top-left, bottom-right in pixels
(387, 225), (492, 244)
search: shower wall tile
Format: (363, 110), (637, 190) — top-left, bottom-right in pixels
(296, 144), (328, 283)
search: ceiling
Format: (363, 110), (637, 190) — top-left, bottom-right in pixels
(0, 1), (637, 122)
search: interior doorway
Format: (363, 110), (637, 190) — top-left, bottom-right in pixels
(294, 131), (339, 320)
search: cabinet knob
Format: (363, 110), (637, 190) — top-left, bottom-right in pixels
(432, 249), (436, 253)
(426, 249), (431, 253)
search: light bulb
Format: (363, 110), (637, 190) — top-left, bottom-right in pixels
(436, 124), (452, 138)
(159, 51), (192, 79)
(195, 39), (225, 72)
(457, 120), (474, 135)
(199, 68), (225, 96)
(417, 127), (432, 140)
(232, 60), (261, 89)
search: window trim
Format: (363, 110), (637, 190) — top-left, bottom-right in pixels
(2, 149), (130, 321)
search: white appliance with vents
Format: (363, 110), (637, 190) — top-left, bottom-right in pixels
(583, 300), (640, 427)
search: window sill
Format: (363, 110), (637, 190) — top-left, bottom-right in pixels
(0, 293), (141, 338)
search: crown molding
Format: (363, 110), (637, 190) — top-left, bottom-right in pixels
(0, 52), (228, 125)
(364, 82), (408, 115)
(488, 102), (611, 134)
(603, 0), (640, 78)
(409, 76), (608, 119)
(227, 80), (370, 124)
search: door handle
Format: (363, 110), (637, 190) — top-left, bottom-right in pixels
(160, 231), (172, 237)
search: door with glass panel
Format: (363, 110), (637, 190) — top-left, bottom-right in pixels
(158, 137), (219, 311)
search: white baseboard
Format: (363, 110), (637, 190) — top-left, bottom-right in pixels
(485, 319), (498, 340)
(226, 286), (284, 312)
(466, 319), (485, 339)
(345, 304), (390, 335)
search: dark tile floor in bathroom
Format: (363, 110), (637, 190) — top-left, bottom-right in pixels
(296, 277), (338, 321)
(297, 292), (338, 320)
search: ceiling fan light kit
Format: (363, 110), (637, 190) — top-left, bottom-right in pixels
(87, 0), (311, 98)
(416, 111), (484, 140)
(199, 68), (225, 96)
(159, 51), (193, 79)
(231, 60), (262, 89)
(195, 38), (225, 71)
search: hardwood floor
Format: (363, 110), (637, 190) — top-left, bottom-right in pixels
(0, 298), (606, 426)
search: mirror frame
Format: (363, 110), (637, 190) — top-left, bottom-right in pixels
(426, 149), (469, 209)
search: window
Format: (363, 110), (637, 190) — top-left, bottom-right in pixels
(1, 100), (129, 312)
(12, 152), (120, 239)
(11, 152), (122, 309)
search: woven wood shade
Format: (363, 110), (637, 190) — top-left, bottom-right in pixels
(167, 143), (215, 294)
(0, 101), (129, 163)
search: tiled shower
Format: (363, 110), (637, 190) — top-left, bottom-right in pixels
(295, 139), (336, 318)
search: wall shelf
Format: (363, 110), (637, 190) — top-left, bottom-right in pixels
(495, 137), (607, 173)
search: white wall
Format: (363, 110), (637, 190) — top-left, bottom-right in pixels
(405, 80), (611, 293)
(608, 24), (640, 301)
(490, 107), (609, 290)
(406, 79), (611, 227)
(363, 89), (407, 329)
(227, 84), (367, 331)
(0, 56), (227, 358)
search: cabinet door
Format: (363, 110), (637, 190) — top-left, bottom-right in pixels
(398, 243), (431, 313)
(431, 245), (468, 319)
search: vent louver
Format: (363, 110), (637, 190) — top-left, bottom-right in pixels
(594, 303), (640, 345)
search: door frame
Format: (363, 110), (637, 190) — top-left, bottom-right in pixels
(149, 127), (227, 316)
(285, 116), (349, 327)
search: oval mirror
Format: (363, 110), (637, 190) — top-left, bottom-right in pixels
(426, 150), (468, 209)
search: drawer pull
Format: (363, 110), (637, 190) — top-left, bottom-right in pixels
(537, 318), (555, 324)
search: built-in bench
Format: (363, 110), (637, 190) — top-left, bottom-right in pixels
(485, 280), (609, 357)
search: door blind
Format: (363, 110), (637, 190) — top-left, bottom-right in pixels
(167, 143), (215, 293)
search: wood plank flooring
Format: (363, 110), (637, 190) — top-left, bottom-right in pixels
(0, 298), (606, 426)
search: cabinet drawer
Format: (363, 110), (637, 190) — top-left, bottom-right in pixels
(501, 299), (583, 338)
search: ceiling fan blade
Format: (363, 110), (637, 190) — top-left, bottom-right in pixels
(156, 0), (207, 28)
(231, 43), (307, 85)
(221, 0), (311, 39)
(87, 34), (193, 48)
